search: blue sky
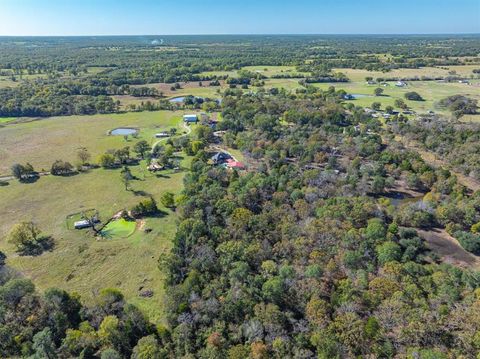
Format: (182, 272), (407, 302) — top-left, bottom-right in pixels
(0, 0), (478, 35)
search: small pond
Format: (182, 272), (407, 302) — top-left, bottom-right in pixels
(169, 96), (209, 103)
(351, 94), (372, 99)
(383, 191), (423, 207)
(169, 96), (186, 103)
(110, 128), (138, 136)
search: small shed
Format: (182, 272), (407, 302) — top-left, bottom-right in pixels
(155, 132), (169, 138)
(183, 114), (198, 123)
(74, 220), (92, 230)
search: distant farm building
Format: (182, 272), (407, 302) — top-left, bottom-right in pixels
(183, 114), (198, 123)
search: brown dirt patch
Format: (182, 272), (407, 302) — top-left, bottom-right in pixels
(417, 228), (480, 270)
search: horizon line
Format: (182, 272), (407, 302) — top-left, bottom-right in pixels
(0, 32), (479, 37)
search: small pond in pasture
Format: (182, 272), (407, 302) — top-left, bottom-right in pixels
(169, 96), (186, 103)
(351, 94), (372, 99)
(110, 128), (138, 136)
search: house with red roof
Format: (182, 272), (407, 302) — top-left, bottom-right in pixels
(225, 159), (245, 169)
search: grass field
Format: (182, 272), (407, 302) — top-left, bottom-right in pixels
(0, 109), (196, 323)
(0, 77), (21, 88)
(312, 78), (480, 115)
(199, 70), (237, 77)
(242, 65), (307, 77)
(0, 117), (17, 124)
(264, 78), (304, 91)
(333, 65), (480, 82)
(0, 111), (187, 175)
(0, 157), (189, 324)
(134, 81), (223, 99)
(200, 65), (307, 79)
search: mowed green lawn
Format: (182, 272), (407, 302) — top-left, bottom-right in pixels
(0, 158), (189, 324)
(0, 111), (185, 175)
(101, 218), (137, 239)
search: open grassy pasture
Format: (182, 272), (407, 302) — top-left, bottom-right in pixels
(86, 66), (115, 75)
(242, 65), (307, 77)
(0, 158), (190, 324)
(200, 65), (307, 79)
(199, 70), (237, 78)
(0, 76), (21, 88)
(111, 95), (160, 111)
(313, 79), (480, 114)
(263, 78), (303, 91)
(135, 81), (224, 99)
(0, 117), (17, 124)
(0, 111), (186, 175)
(334, 65), (480, 82)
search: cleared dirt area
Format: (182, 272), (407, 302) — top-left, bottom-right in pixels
(417, 228), (480, 270)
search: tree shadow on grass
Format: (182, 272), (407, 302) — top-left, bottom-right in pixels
(149, 209), (169, 219)
(52, 171), (79, 178)
(155, 173), (171, 179)
(20, 174), (40, 184)
(131, 189), (151, 197)
(18, 236), (55, 256)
